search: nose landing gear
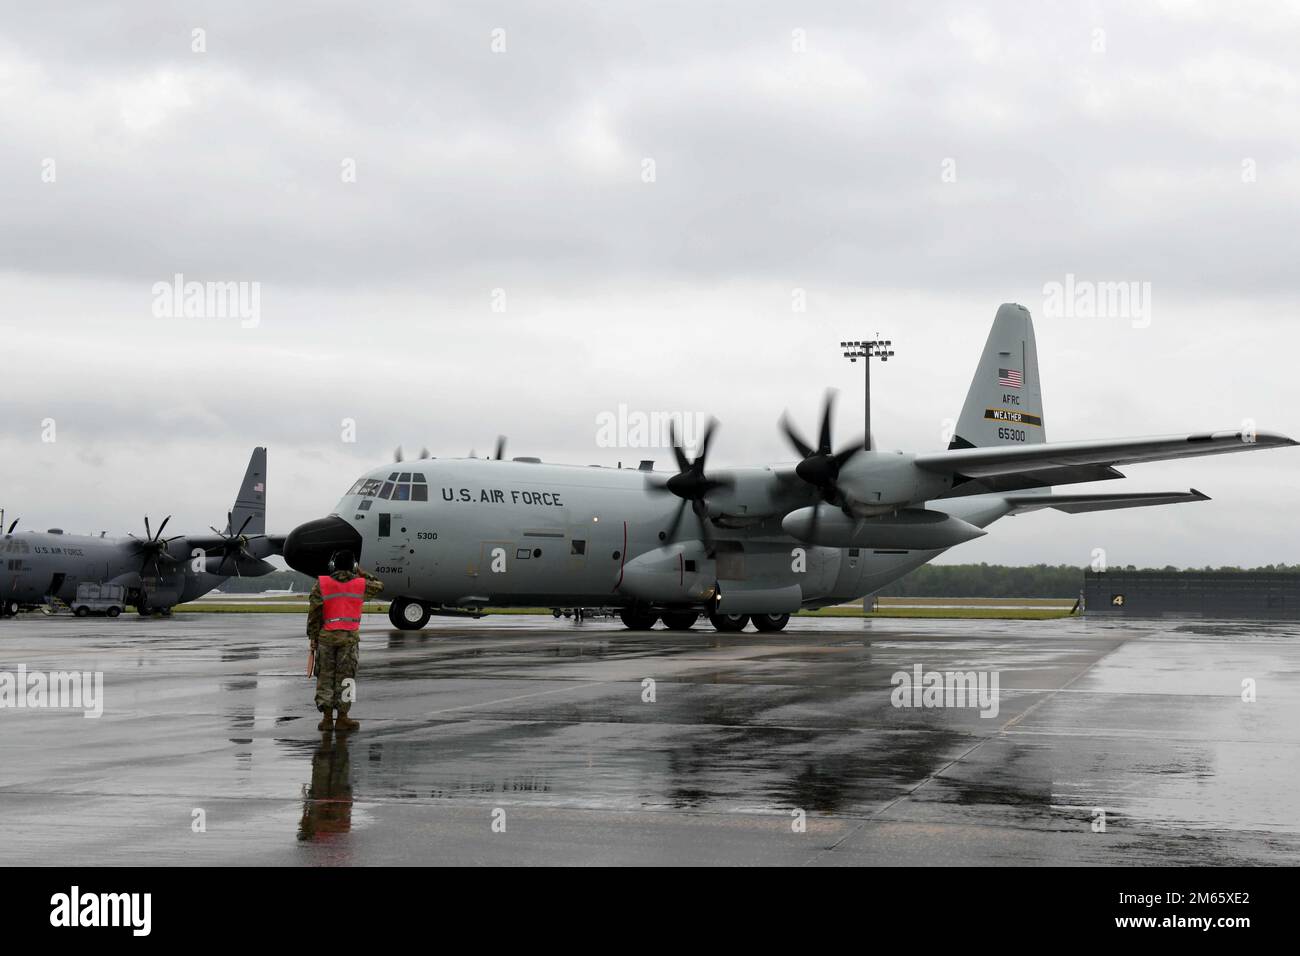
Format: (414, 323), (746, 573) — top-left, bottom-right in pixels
(389, 597), (431, 630)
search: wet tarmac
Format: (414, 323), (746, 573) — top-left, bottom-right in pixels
(1, 612), (1297, 866)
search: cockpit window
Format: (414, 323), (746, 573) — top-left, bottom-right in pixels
(392, 483), (411, 501)
(398, 472), (411, 482)
(379, 481), (395, 499)
(412, 473), (426, 483)
(412, 484), (428, 501)
(356, 479), (383, 497)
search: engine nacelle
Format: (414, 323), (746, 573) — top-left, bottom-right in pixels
(619, 544), (716, 605)
(835, 452), (953, 511)
(782, 507), (986, 550)
(205, 555), (277, 577)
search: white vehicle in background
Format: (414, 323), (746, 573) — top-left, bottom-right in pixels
(72, 583), (126, 618)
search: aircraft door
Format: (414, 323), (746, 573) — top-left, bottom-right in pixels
(375, 510), (413, 589)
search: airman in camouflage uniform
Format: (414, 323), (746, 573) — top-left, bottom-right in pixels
(307, 552), (384, 732)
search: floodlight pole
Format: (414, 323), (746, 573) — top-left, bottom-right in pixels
(840, 337), (894, 451)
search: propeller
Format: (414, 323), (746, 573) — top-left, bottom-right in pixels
(393, 446), (404, 463)
(646, 418), (731, 553)
(127, 515), (184, 578)
(779, 391), (865, 539)
(469, 436), (507, 460)
(205, 512), (262, 577)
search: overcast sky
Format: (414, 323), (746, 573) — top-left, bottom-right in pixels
(1, 1), (1298, 568)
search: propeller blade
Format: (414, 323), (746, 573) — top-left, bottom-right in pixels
(697, 418), (719, 465)
(144, 516), (151, 541)
(235, 514), (253, 537)
(668, 419), (690, 473)
(494, 436), (507, 460)
(779, 413), (815, 459)
(394, 446), (404, 463)
(154, 515), (171, 541)
(5, 519), (17, 534)
(834, 444), (862, 467)
(419, 447), (431, 460)
(664, 498), (688, 543)
(691, 498), (716, 554)
(818, 391), (836, 454)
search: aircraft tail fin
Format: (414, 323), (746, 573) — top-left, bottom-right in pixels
(228, 447), (267, 536)
(951, 303), (1046, 450)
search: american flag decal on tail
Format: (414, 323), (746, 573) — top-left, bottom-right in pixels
(998, 368), (1023, 388)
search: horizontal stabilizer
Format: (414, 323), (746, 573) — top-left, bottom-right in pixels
(1004, 489), (1210, 515)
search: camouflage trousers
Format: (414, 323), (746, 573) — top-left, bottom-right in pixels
(314, 637), (359, 712)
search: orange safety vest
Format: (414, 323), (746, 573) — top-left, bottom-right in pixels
(319, 575), (366, 630)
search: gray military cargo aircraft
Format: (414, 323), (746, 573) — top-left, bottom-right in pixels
(1, 447), (284, 618)
(282, 304), (1296, 633)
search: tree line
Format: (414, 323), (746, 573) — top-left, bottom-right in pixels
(222, 564), (1300, 599)
(884, 563), (1300, 598)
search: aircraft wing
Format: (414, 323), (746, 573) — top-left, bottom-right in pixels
(915, 429), (1296, 481)
(184, 533), (286, 557)
(184, 534), (244, 552)
(1003, 489), (1210, 515)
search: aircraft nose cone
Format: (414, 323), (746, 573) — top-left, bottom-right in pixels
(283, 515), (364, 576)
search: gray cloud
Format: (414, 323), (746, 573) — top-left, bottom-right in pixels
(1, 1), (1297, 565)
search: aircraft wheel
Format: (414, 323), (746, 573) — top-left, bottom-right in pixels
(752, 613), (790, 632)
(389, 597), (430, 630)
(159, 607), (173, 618)
(137, 603), (151, 617)
(661, 610), (699, 631)
(707, 611), (750, 633)
(619, 607), (658, 631)
(75, 606), (90, 618)
(107, 607), (121, 618)
(3, 600), (19, 617)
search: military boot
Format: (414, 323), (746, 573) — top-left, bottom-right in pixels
(317, 709), (335, 732)
(335, 707), (360, 732)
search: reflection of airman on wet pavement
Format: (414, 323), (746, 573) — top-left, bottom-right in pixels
(307, 550), (383, 732)
(297, 732), (353, 841)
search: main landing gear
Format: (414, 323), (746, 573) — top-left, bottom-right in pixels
(660, 610), (700, 631)
(618, 607), (658, 631)
(616, 609), (792, 632)
(703, 611), (790, 633)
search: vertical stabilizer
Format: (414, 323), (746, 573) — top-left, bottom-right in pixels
(228, 447), (267, 536)
(951, 303), (1046, 449)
